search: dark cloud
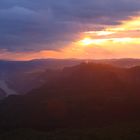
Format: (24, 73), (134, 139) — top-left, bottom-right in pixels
(0, 0), (140, 52)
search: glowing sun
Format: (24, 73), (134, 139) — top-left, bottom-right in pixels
(80, 37), (94, 46)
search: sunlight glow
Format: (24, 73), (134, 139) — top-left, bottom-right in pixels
(80, 38), (94, 46)
(79, 37), (140, 46)
(85, 31), (115, 36)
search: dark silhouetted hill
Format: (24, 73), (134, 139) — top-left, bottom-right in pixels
(0, 63), (140, 131)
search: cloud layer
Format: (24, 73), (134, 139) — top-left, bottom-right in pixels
(0, 0), (140, 53)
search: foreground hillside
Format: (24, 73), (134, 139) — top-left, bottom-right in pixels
(1, 123), (140, 140)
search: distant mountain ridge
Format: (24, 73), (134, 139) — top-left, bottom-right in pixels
(0, 58), (140, 98)
(1, 58), (140, 67)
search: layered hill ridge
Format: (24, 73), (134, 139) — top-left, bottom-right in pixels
(0, 63), (140, 130)
(0, 58), (140, 97)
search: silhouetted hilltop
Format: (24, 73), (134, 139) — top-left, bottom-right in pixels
(40, 62), (125, 94)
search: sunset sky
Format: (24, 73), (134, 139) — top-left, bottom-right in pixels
(1, 0), (140, 60)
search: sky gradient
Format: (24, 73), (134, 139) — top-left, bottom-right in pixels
(1, 0), (140, 60)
